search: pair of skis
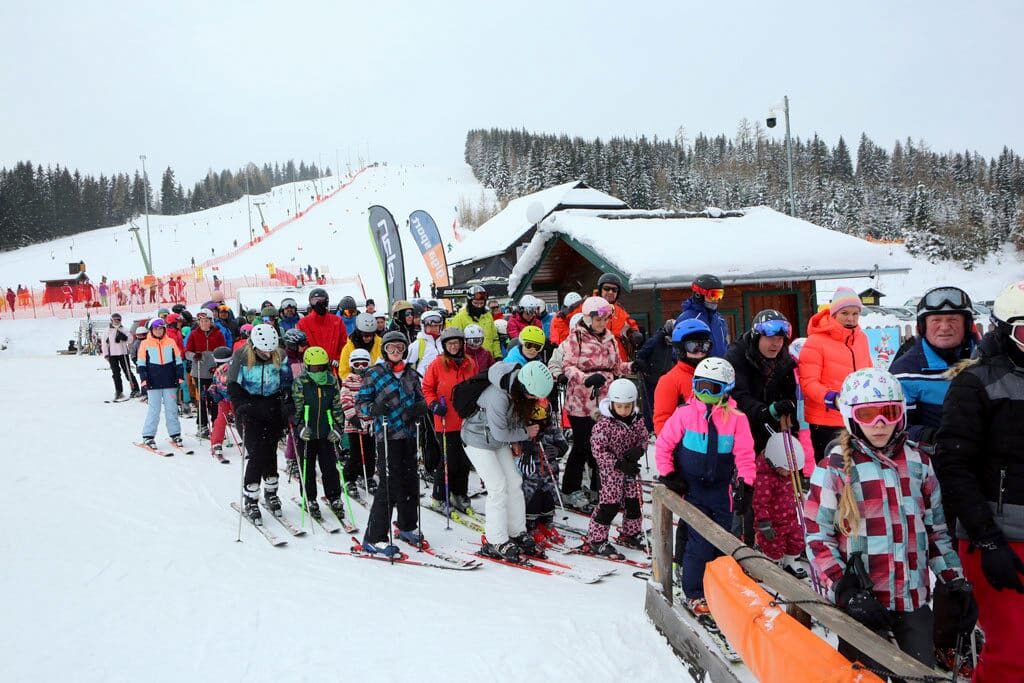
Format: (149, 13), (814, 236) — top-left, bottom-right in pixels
(134, 438), (194, 458)
(325, 537), (481, 571)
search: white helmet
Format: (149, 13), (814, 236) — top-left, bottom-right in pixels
(764, 432), (806, 471)
(993, 281), (1024, 326)
(494, 319), (508, 335)
(788, 337), (807, 362)
(464, 323), (485, 343)
(251, 323), (279, 352)
(519, 295), (544, 314)
(563, 292), (582, 308)
(693, 357), (735, 385)
(582, 296), (612, 318)
(421, 310), (443, 326)
(355, 312), (377, 334)
(570, 312), (584, 330)
(607, 378), (638, 404)
(349, 348), (372, 366)
(839, 368), (905, 432)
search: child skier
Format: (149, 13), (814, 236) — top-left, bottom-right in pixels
(577, 379), (649, 558)
(227, 324), (294, 525)
(518, 400), (569, 548)
(137, 318), (184, 448)
(357, 331), (429, 557)
(752, 435), (808, 578)
(206, 346), (234, 462)
(281, 328), (309, 479)
(340, 348), (377, 496)
(655, 358), (756, 615)
(804, 368), (975, 670)
(291, 346), (346, 521)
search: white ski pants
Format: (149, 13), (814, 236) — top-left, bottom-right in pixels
(464, 444), (526, 545)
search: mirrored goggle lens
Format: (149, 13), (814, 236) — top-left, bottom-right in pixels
(466, 337), (483, 345)
(522, 342), (542, 351)
(754, 319), (792, 338)
(851, 402), (904, 426)
(693, 378), (728, 395)
(682, 339), (713, 354)
(306, 364), (329, 373)
(1012, 324), (1024, 345)
(921, 287), (968, 312)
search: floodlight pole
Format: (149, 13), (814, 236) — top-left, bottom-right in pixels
(139, 154), (153, 274)
(783, 96), (796, 217)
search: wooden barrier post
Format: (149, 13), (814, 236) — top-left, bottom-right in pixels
(646, 484), (945, 681)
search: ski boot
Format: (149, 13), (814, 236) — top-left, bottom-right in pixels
(780, 555), (808, 580)
(562, 490), (591, 511)
(142, 436), (157, 449)
(429, 497), (448, 514)
(575, 538), (625, 559)
(450, 494), (472, 514)
(263, 488), (282, 516)
(197, 425), (210, 439)
(536, 522), (566, 546)
(211, 444), (223, 459)
(360, 538), (400, 558)
(615, 532), (649, 552)
(366, 477), (379, 495)
(170, 435), (184, 448)
(346, 480), (360, 498)
(397, 528), (425, 547)
(114, 391), (125, 401)
(129, 389), (141, 399)
(328, 497), (345, 519)
(285, 458), (300, 480)
(686, 597), (711, 617)
(244, 495), (262, 525)
(480, 540), (522, 563)
(511, 531), (544, 558)
(306, 498), (322, 520)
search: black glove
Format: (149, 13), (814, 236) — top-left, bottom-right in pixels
(632, 358), (648, 374)
(933, 578), (979, 647)
(841, 589), (892, 632)
(410, 401), (429, 419)
(756, 519), (776, 541)
(976, 535), (1024, 593)
(615, 458), (641, 476)
(658, 471), (688, 496)
(233, 402), (251, 423)
(429, 400), (447, 417)
(583, 373), (606, 389)
(622, 445), (645, 462)
(115, 329), (128, 343)
(557, 374), (569, 387)
(347, 415), (362, 430)
(368, 400), (387, 418)
(769, 400), (796, 420)
(731, 479), (752, 515)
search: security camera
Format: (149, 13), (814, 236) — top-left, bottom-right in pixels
(766, 113), (777, 128)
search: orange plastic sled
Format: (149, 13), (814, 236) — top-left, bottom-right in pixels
(703, 556), (884, 683)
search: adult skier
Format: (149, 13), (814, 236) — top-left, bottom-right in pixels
(184, 309), (226, 438)
(675, 274), (729, 358)
(137, 318), (184, 448)
(447, 285), (501, 359)
(101, 312), (139, 400)
(297, 288), (347, 372)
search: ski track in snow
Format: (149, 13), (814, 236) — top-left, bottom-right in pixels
(0, 326), (688, 682)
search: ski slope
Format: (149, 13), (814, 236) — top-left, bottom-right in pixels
(0, 164), (493, 307)
(0, 318), (687, 683)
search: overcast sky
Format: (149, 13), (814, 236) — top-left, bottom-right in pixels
(2, 0), (1021, 186)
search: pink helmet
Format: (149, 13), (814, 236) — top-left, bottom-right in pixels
(582, 296), (613, 319)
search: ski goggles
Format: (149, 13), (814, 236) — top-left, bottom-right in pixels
(351, 361), (369, 370)
(850, 401), (905, 427)
(600, 284), (620, 294)
(466, 337), (484, 346)
(1011, 323), (1024, 346)
(471, 293), (488, 303)
(754, 319), (792, 338)
(306, 363), (329, 373)
(693, 284), (725, 302)
(679, 338), (713, 354)
(522, 342), (543, 351)
(920, 287), (970, 312)
(309, 295), (328, 305)
(589, 304), (615, 320)
(384, 342), (407, 355)
(693, 378), (733, 397)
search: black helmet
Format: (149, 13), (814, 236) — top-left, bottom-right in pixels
(308, 288), (329, 305)
(412, 302), (426, 315)
(213, 346), (234, 363)
(597, 273), (623, 290)
(171, 303), (186, 314)
(915, 287), (973, 337)
(694, 274), (723, 291)
(750, 309), (792, 339)
(282, 328), (308, 350)
(339, 295), (357, 312)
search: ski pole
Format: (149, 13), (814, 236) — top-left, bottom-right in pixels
(537, 439), (567, 518)
(782, 427), (821, 594)
(441, 415), (451, 530)
(298, 436), (313, 532)
(951, 632), (963, 683)
(382, 417), (395, 564)
(356, 428), (371, 499)
(228, 421), (245, 542)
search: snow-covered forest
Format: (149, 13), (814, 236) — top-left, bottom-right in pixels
(465, 126), (1024, 265)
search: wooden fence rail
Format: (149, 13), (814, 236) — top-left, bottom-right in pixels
(647, 484), (945, 681)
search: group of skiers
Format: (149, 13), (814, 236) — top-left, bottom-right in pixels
(106, 271), (1024, 681)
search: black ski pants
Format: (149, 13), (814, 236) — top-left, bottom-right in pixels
(419, 415), (442, 474)
(431, 431), (471, 500)
(342, 432), (377, 486)
(809, 424), (842, 464)
(196, 377), (218, 428)
(838, 605), (936, 680)
(562, 415), (600, 494)
(108, 354), (139, 395)
(243, 421), (283, 490)
(364, 438), (419, 544)
(298, 437), (342, 501)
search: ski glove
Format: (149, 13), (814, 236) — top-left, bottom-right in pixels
(429, 398), (447, 417)
(933, 578), (978, 647)
(327, 428), (343, 444)
(658, 471), (688, 496)
(976, 535), (1024, 593)
(731, 479), (752, 515)
(410, 401), (429, 419)
(557, 374), (569, 387)
(631, 358), (648, 374)
(756, 519), (776, 541)
(615, 458), (641, 476)
(583, 373), (606, 389)
(840, 589), (892, 632)
(769, 400), (796, 420)
(622, 445), (645, 462)
(824, 391), (840, 411)
(299, 424), (313, 441)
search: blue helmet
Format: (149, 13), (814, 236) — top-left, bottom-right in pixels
(671, 318), (711, 343)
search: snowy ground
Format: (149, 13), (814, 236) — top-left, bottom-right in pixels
(0, 318), (685, 683)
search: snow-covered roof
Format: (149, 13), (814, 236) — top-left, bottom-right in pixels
(448, 181), (628, 265)
(508, 206), (913, 294)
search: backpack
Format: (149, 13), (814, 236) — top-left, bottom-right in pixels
(452, 370), (493, 419)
